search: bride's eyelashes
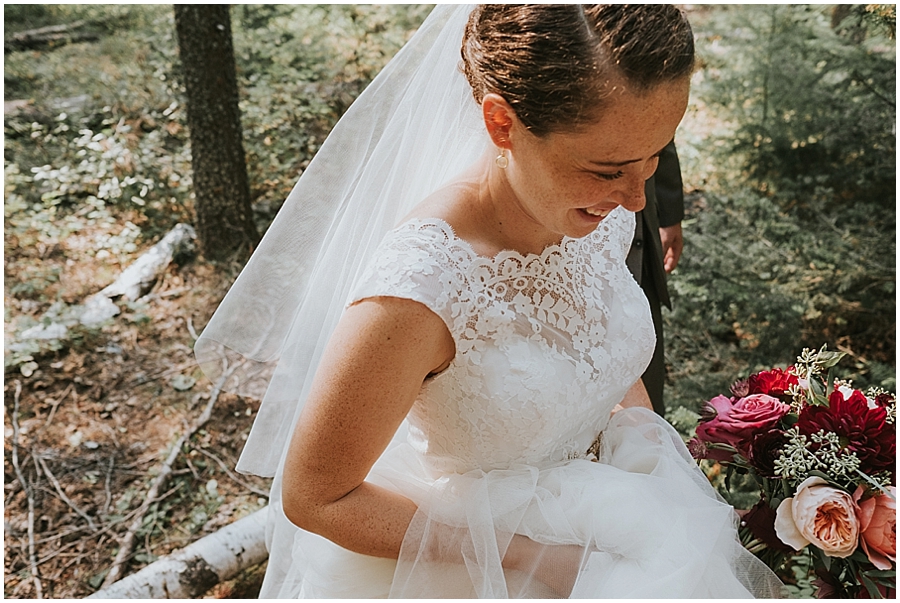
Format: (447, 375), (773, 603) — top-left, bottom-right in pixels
(595, 171), (625, 181)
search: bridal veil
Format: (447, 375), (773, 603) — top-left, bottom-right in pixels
(195, 5), (483, 476)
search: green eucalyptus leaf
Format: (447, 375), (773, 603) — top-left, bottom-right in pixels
(816, 350), (847, 369)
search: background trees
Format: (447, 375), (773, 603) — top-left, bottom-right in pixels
(173, 5), (257, 261)
(664, 5), (896, 422)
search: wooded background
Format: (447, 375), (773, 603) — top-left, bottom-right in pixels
(4, 4), (895, 599)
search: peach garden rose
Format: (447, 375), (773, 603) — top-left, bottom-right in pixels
(854, 485), (897, 571)
(774, 476), (860, 558)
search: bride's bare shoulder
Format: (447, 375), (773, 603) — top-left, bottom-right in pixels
(399, 158), (500, 256)
(402, 179), (480, 230)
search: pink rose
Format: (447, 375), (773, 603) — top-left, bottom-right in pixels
(695, 394), (791, 452)
(854, 486), (896, 570)
(775, 477), (860, 558)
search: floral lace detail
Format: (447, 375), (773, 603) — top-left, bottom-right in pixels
(350, 207), (654, 474)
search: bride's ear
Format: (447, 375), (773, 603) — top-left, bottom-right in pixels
(482, 93), (516, 150)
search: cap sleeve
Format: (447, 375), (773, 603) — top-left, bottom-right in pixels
(348, 220), (468, 339)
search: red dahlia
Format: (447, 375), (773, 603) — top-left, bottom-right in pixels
(747, 367), (798, 400)
(874, 392), (894, 408)
(797, 389), (895, 473)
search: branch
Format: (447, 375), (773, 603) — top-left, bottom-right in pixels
(192, 445), (269, 497)
(3, 21), (100, 52)
(36, 455), (97, 531)
(98, 361), (240, 589)
(87, 506), (268, 599)
(4, 20), (99, 52)
(10, 381), (43, 599)
(851, 69), (896, 108)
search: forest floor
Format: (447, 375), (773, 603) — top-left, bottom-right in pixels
(4, 216), (271, 597)
(3, 5), (433, 598)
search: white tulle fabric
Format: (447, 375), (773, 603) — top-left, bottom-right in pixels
(258, 211), (785, 598)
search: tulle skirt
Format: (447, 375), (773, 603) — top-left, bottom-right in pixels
(259, 408), (785, 598)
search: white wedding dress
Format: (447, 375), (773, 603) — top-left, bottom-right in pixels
(257, 208), (785, 598)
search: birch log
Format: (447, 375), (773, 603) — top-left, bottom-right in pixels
(100, 223), (196, 302)
(80, 223), (196, 327)
(87, 506), (268, 599)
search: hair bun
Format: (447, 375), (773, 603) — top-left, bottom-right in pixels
(459, 5), (694, 136)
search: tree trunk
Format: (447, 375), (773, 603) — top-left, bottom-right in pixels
(174, 5), (258, 261)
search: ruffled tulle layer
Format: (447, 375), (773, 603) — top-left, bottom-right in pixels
(260, 408), (785, 598)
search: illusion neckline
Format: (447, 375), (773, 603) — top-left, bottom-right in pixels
(398, 216), (588, 266)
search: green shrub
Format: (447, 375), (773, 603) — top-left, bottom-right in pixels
(666, 6), (894, 421)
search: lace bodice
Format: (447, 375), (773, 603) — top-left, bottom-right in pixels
(350, 207), (654, 474)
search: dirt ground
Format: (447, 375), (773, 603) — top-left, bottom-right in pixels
(4, 248), (271, 598)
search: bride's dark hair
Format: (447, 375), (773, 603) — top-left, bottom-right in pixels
(461, 4), (694, 136)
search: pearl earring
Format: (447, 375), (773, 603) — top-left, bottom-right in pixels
(495, 149), (508, 169)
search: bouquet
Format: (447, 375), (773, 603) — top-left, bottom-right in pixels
(689, 346), (896, 598)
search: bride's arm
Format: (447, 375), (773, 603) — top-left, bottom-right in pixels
(281, 296), (455, 558)
(612, 379), (653, 413)
(281, 294), (599, 592)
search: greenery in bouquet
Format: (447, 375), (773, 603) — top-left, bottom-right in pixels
(689, 346), (896, 598)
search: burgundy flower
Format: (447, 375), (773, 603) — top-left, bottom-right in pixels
(687, 437), (708, 460)
(747, 429), (789, 478)
(742, 499), (795, 554)
(687, 437), (735, 462)
(748, 367), (799, 400)
(874, 393), (894, 408)
(854, 581), (897, 599)
(731, 379), (750, 398)
(798, 390), (895, 473)
(812, 567), (841, 599)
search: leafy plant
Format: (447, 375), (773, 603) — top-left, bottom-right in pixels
(666, 5), (895, 421)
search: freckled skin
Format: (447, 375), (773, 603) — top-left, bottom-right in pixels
(281, 77), (688, 570)
(411, 77), (690, 258)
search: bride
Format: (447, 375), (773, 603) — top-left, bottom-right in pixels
(196, 5), (785, 598)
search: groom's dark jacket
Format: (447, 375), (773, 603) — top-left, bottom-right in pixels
(626, 141), (684, 415)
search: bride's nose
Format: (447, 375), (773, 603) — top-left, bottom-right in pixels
(618, 156), (660, 212)
(615, 173), (647, 212)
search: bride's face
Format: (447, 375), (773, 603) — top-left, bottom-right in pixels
(503, 78), (690, 241)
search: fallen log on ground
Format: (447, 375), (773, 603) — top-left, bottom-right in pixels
(5, 20), (99, 52)
(99, 223), (196, 302)
(80, 223), (196, 327)
(87, 506), (268, 599)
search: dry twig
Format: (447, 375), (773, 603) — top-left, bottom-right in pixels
(124, 360), (197, 387)
(35, 483), (184, 568)
(10, 380), (43, 599)
(99, 361), (240, 589)
(103, 456), (115, 515)
(36, 455), (97, 530)
(185, 315), (200, 341)
(192, 445), (270, 497)
(42, 382), (74, 430)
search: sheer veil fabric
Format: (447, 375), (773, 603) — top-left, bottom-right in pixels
(195, 5), (786, 599)
(195, 5), (485, 476)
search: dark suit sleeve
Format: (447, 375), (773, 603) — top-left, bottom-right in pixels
(654, 141), (684, 228)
